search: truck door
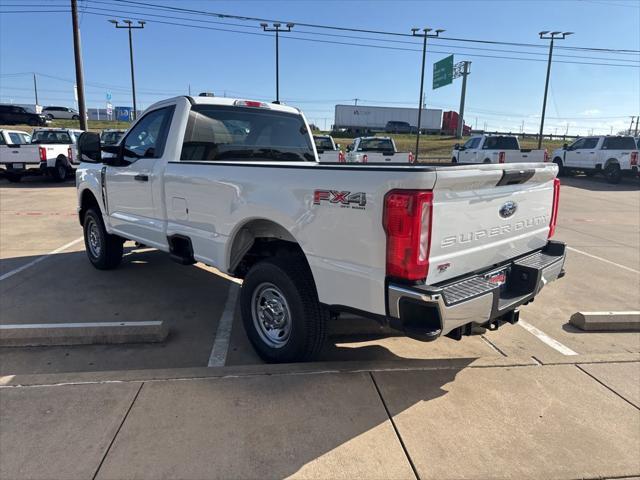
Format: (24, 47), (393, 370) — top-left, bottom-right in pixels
(105, 106), (174, 247)
(581, 137), (600, 169)
(564, 138), (586, 168)
(460, 137), (480, 163)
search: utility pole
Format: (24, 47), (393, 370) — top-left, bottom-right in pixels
(33, 73), (39, 106)
(261, 22), (293, 103)
(411, 27), (444, 160)
(109, 19), (145, 120)
(71, 0), (88, 130)
(454, 60), (470, 139)
(188, 84), (191, 96)
(353, 98), (359, 106)
(538, 31), (573, 148)
(635, 116), (639, 136)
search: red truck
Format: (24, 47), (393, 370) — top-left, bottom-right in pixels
(442, 111), (471, 136)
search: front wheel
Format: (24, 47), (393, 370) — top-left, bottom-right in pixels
(553, 158), (565, 177)
(240, 256), (327, 363)
(83, 208), (124, 270)
(451, 157), (458, 164)
(605, 163), (622, 184)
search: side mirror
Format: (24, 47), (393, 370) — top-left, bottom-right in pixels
(563, 143), (569, 150)
(77, 132), (102, 163)
(336, 143), (341, 150)
(454, 143), (460, 150)
(346, 145), (353, 152)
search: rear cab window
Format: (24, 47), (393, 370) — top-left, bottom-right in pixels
(358, 138), (394, 152)
(31, 130), (72, 144)
(314, 136), (334, 151)
(602, 137), (636, 150)
(482, 136), (519, 150)
(181, 105), (314, 162)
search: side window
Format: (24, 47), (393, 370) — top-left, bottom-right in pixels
(570, 138), (586, 150)
(123, 106), (174, 159)
(8, 133), (23, 144)
(583, 138), (599, 149)
(0, 134), (5, 145)
(462, 137), (476, 149)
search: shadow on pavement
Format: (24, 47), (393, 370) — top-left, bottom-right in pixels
(0, 176), (74, 188)
(560, 174), (640, 192)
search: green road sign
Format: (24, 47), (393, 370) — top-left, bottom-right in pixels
(433, 55), (454, 89)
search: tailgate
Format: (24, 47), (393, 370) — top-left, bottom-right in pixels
(426, 163), (557, 285)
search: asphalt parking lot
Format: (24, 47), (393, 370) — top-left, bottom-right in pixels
(1, 173), (639, 479)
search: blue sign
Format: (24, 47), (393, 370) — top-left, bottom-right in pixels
(115, 106), (132, 122)
(106, 91), (112, 101)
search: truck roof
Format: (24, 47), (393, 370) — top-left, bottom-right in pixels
(358, 136), (392, 140)
(149, 96), (302, 116)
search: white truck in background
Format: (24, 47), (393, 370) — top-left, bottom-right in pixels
(313, 135), (344, 163)
(345, 136), (414, 163)
(0, 128), (81, 182)
(452, 135), (547, 164)
(551, 135), (639, 184)
(76, 95), (566, 363)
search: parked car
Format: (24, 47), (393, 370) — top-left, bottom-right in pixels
(42, 106), (80, 120)
(0, 129), (31, 145)
(550, 136), (638, 183)
(100, 129), (126, 146)
(313, 135), (344, 162)
(0, 128), (81, 182)
(452, 135), (547, 164)
(385, 121), (413, 134)
(345, 136), (414, 163)
(76, 95), (566, 363)
(0, 105), (48, 126)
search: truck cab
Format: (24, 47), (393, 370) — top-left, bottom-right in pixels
(452, 135), (546, 164)
(345, 136), (414, 163)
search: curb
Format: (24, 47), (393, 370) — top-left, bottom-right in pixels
(569, 311), (640, 332)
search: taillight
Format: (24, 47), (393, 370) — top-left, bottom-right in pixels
(544, 149), (549, 162)
(68, 146), (73, 162)
(408, 152), (414, 163)
(631, 151), (638, 166)
(548, 178), (560, 238)
(382, 190), (433, 281)
(338, 151), (345, 163)
(362, 154), (368, 163)
(38, 146), (46, 162)
(234, 100), (268, 108)
(498, 151), (506, 163)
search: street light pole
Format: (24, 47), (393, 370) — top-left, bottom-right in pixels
(411, 27), (444, 161)
(261, 22), (294, 103)
(109, 19), (145, 120)
(70, 0), (88, 130)
(538, 31), (573, 148)
(455, 60), (471, 139)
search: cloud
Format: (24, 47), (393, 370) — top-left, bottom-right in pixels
(581, 109), (601, 116)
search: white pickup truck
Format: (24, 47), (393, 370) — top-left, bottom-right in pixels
(0, 128), (81, 182)
(76, 96), (566, 363)
(345, 136), (414, 163)
(551, 136), (639, 184)
(313, 135), (344, 163)
(452, 135), (547, 164)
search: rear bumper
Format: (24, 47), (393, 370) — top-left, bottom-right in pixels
(386, 240), (566, 341)
(0, 162), (45, 174)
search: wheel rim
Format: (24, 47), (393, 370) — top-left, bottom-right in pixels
(251, 282), (292, 348)
(58, 164), (66, 178)
(86, 218), (102, 258)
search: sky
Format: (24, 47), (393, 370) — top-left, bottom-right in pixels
(1, 0), (639, 135)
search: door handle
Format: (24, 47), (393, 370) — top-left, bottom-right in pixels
(134, 174), (149, 182)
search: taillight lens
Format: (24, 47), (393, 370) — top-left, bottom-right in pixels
(383, 190), (433, 281)
(68, 146), (73, 162)
(631, 151), (638, 166)
(38, 146), (46, 162)
(408, 152), (414, 163)
(362, 154), (368, 163)
(338, 151), (345, 163)
(498, 151), (505, 163)
(544, 149), (549, 162)
(548, 178), (560, 238)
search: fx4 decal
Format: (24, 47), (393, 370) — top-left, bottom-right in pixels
(314, 190), (367, 209)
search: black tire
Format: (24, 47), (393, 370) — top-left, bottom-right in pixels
(483, 158), (491, 164)
(46, 114), (53, 120)
(52, 159), (68, 182)
(83, 208), (123, 270)
(553, 157), (565, 177)
(240, 256), (327, 363)
(72, 115), (79, 120)
(604, 162), (622, 184)
(5, 172), (22, 183)
(584, 170), (597, 177)
(451, 157), (458, 163)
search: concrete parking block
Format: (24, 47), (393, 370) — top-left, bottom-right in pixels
(570, 311), (640, 332)
(0, 382), (142, 480)
(579, 362), (640, 408)
(95, 373), (416, 480)
(0, 320), (168, 346)
(373, 364), (640, 480)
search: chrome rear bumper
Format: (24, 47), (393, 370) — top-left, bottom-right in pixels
(386, 241), (566, 340)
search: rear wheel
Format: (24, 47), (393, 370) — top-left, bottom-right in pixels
(52, 159), (68, 182)
(83, 208), (123, 270)
(483, 158), (491, 164)
(5, 172), (22, 183)
(451, 157), (458, 163)
(240, 256), (327, 363)
(604, 162), (622, 184)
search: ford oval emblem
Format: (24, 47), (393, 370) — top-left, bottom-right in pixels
(499, 201), (517, 218)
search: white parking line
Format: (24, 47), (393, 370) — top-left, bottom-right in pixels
(567, 246), (639, 275)
(0, 236), (84, 282)
(207, 284), (240, 367)
(518, 319), (578, 356)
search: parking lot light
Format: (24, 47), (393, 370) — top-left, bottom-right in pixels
(109, 19), (146, 121)
(261, 22), (294, 103)
(538, 31), (574, 149)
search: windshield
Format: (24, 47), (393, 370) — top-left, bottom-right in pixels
(101, 131), (124, 145)
(482, 136), (519, 150)
(314, 137), (335, 150)
(602, 137), (636, 150)
(358, 138), (394, 152)
(31, 130), (72, 144)
(181, 105), (314, 162)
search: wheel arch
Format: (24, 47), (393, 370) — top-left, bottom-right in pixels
(604, 157), (619, 168)
(78, 188), (100, 225)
